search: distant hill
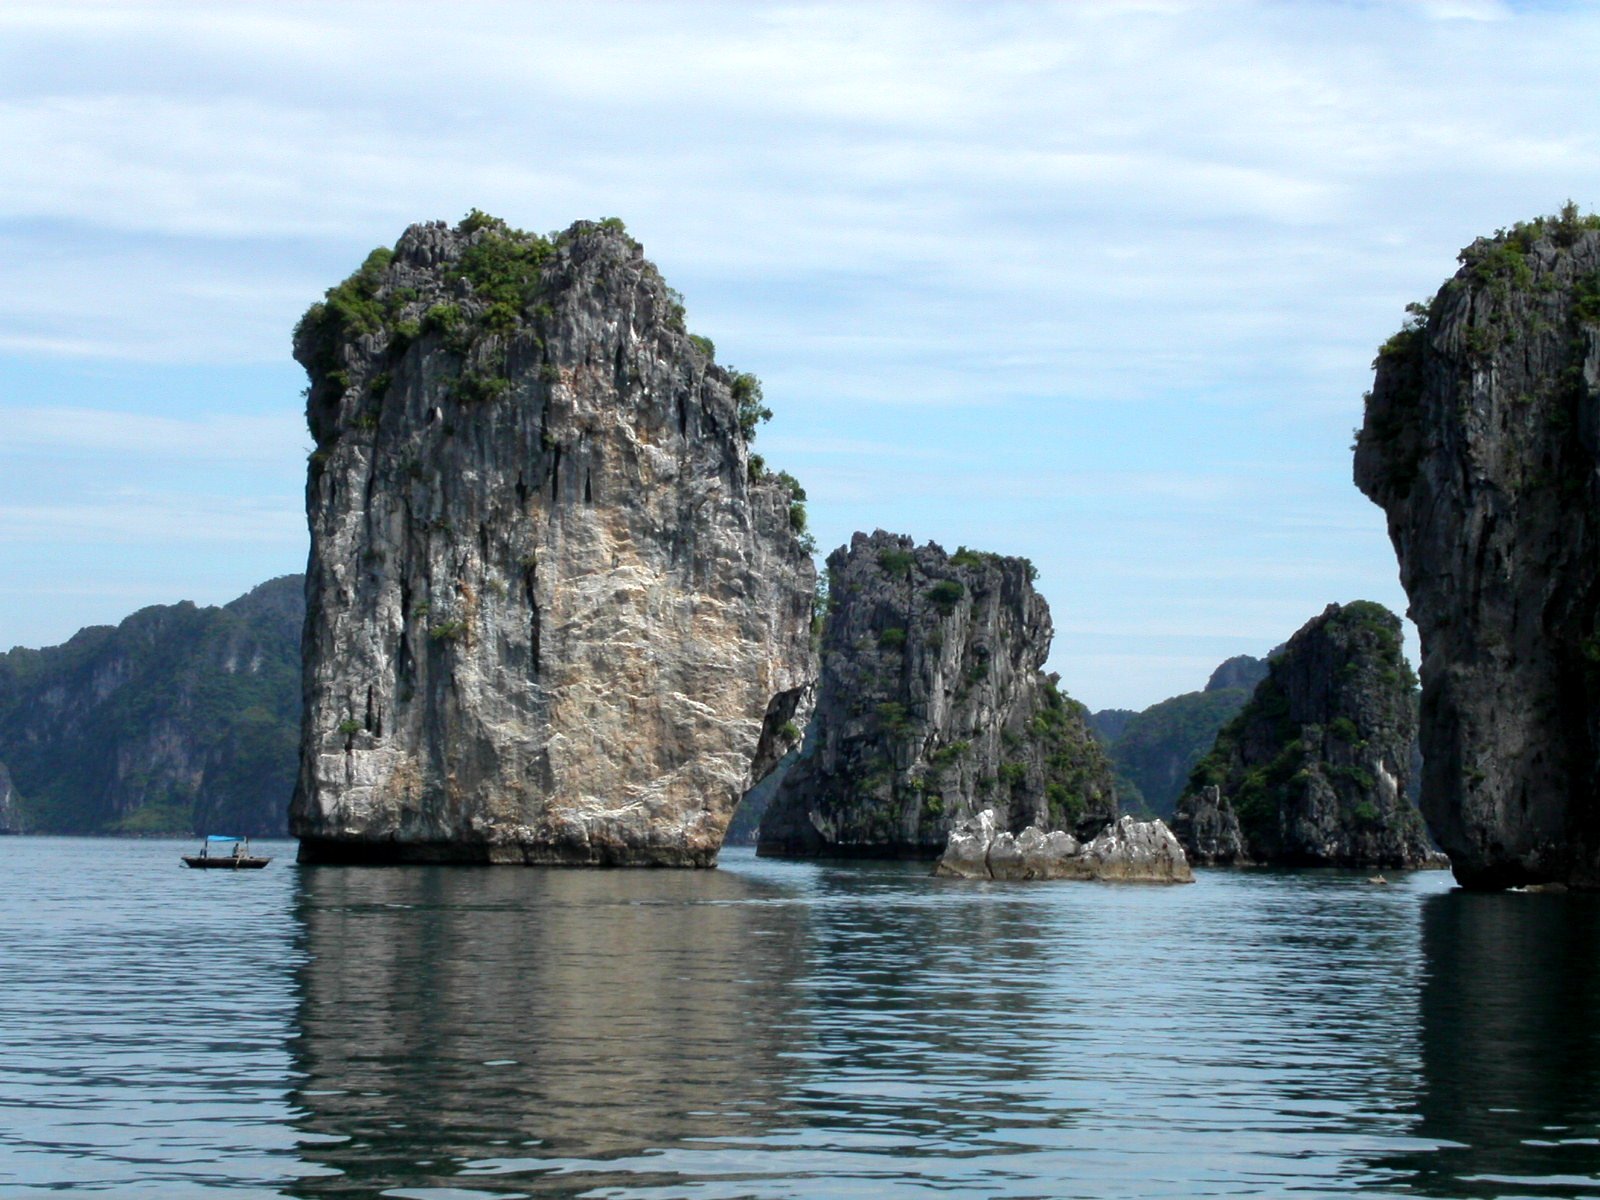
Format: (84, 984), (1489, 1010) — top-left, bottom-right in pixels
(1086, 708), (1138, 744)
(1205, 655), (1270, 693)
(0, 576), (304, 836)
(1092, 655), (1267, 818)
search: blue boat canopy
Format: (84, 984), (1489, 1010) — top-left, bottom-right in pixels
(206, 835), (243, 843)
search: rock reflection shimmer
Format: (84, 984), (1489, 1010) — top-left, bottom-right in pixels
(1381, 890), (1600, 1196)
(285, 865), (807, 1196)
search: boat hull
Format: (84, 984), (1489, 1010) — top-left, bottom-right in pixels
(181, 856), (271, 869)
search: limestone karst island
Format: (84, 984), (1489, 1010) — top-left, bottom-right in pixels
(6, 208), (1600, 893)
(23, 4), (1600, 1195)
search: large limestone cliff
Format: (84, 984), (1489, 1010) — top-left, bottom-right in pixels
(1355, 209), (1600, 889)
(1173, 602), (1434, 868)
(292, 214), (815, 865)
(756, 531), (1115, 858)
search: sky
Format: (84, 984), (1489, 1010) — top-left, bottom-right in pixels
(3, 0), (1599, 711)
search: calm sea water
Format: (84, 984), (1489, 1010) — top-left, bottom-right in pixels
(3, 839), (1599, 1198)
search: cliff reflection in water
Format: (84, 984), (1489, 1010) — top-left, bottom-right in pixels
(284, 857), (1067, 1196)
(286, 863), (813, 1196)
(1386, 889), (1600, 1196)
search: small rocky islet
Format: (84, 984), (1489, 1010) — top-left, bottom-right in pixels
(1171, 601), (1440, 870)
(755, 530), (1117, 860)
(7, 207), (1600, 890)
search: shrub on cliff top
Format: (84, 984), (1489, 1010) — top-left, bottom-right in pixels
(295, 246), (398, 367)
(730, 371), (772, 438)
(926, 579), (965, 614)
(877, 547), (915, 577)
(448, 216), (552, 313)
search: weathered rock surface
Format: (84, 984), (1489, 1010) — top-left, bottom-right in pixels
(934, 808), (1193, 882)
(0, 577), (302, 836)
(0, 761), (21, 834)
(1169, 785), (1251, 865)
(1174, 602), (1437, 868)
(292, 214), (814, 865)
(756, 531), (1115, 858)
(1355, 209), (1600, 889)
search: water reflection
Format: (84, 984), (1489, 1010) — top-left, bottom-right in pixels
(1382, 890), (1600, 1197)
(774, 863), (1066, 1155)
(284, 858), (1089, 1196)
(286, 864), (814, 1196)
(41, 838), (1600, 1196)
(285, 858), (1464, 1197)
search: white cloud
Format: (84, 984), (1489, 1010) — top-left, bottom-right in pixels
(0, 0), (1595, 702)
(0, 406), (302, 461)
(1412, 0), (1512, 19)
(0, 491), (301, 546)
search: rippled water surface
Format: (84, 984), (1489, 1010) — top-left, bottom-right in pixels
(4, 839), (1600, 1197)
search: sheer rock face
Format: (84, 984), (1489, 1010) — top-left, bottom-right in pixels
(756, 531), (1115, 858)
(1175, 603), (1436, 868)
(0, 762), (20, 834)
(934, 809), (1193, 883)
(291, 217), (815, 865)
(1355, 216), (1600, 889)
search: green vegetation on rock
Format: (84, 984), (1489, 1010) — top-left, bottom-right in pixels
(757, 531), (1115, 858)
(0, 577), (304, 837)
(1106, 686), (1256, 818)
(1177, 602), (1431, 868)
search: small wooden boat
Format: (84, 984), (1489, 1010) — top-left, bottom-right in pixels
(182, 835), (271, 869)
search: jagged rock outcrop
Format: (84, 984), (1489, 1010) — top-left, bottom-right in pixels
(292, 213), (814, 865)
(1169, 784), (1250, 865)
(0, 761), (22, 834)
(1355, 208), (1600, 889)
(1174, 602), (1437, 867)
(934, 808), (1193, 882)
(0, 576), (303, 836)
(756, 531), (1115, 858)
